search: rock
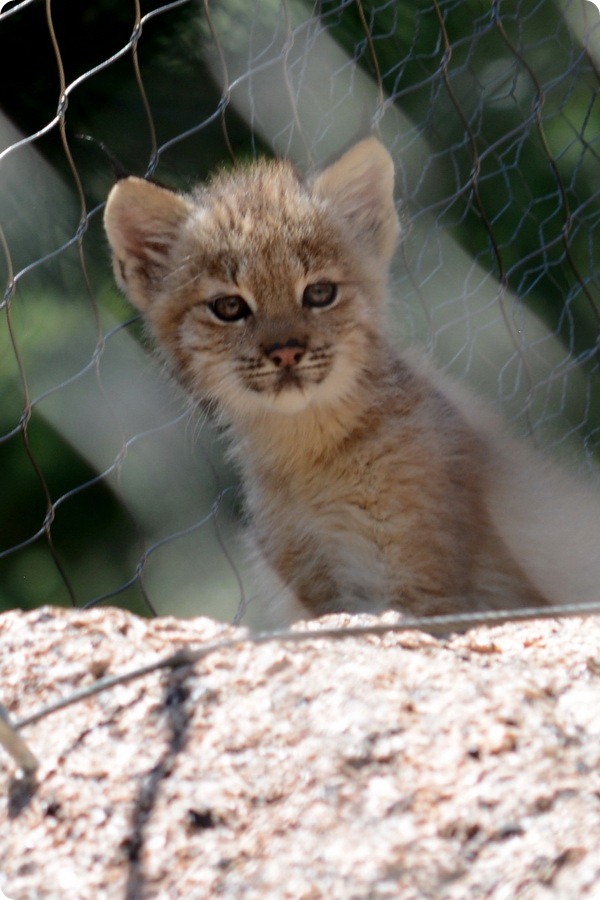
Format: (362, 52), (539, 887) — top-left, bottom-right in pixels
(1, 606), (599, 898)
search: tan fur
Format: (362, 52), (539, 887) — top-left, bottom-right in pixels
(104, 138), (598, 621)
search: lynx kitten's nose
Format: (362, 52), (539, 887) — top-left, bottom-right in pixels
(266, 339), (306, 369)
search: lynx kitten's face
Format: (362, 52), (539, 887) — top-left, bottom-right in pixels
(104, 139), (399, 423)
(174, 169), (378, 416)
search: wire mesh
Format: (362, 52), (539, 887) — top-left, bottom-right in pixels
(0, 0), (598, 624)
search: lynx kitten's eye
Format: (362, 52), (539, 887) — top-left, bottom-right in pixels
(302, 282), (338, 308)
(209, 295), (252, 322)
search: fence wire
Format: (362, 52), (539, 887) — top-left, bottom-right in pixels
(0, 0), (598, 625)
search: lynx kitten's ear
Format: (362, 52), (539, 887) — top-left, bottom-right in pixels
(311, 138), (399, 264)
(104, 178), (192, 310)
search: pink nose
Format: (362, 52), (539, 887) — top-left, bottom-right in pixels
(266, 340), (306, 368)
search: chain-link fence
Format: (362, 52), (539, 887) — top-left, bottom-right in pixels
(0, 0), (598, 625)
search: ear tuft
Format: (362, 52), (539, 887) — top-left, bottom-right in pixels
(311, 138), (399, 264)
(104, 178), (192, 310)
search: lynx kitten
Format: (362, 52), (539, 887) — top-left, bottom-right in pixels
(104, 138), (598, 621)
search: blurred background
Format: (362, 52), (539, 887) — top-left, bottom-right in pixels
(0, 0), (598, 625)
